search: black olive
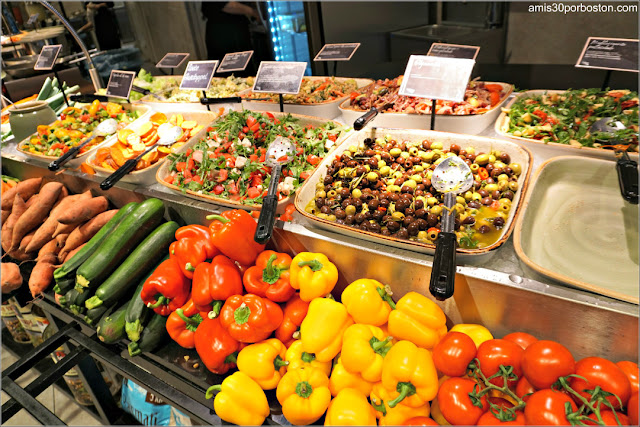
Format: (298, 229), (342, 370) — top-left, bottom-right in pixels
(423, 178), (431, 188)
(449, 144), (461, 154)
(335, 162), (345, 169)
(401, 186), (414, 194)
(492, 190), (501, 200)
(466, 153), (476, 162)
(395, 228), (409, 239)
(486, 163), (494, 173)
(395, 156), (405, 165)
(427, 213), (439, 226)
(372, 210), (384, 221)
(341, 199), (351, 209)
(355, 213), (365, 223)
(481, 197), (493, 206)
(491, 168), (503, 178)
(368, 199), (379, 210)
(485, 177), (495, 184)
(334, 208), (346, 219)
(416, 218), (428, 230)
(404, 161), (413, 169)
(500, 153), (511, 164)
(324, 175), (334, 185)
(381, 229), (391, 236)
(465, 159), (472, 166)
(367, 158), (378, 169)
(364, 137), (374, 146)
(326, 167), (336, 176)
(411, 156), (421, 165)
(473, 181), (482, 190)
(415, 208), (427, 218)
(468, 200), (481, 209)
(339, 188), (350, 198)
(315, 198), (325, 208)
(369, 222), (381, 233)
(336, 219), (345, 225)
(359, 223), (369, 231)
(355, 166), (366, 176)
(387, 221), (401, 232)
(381, 152), (391, 162)
(493, 217), (505, 228)
(503, 191), (514, 201)
(478, 225), (491, 234)
(478, 189), (489, 198)
(382, 214), (392, 223)
(347, 160), (358, 168)
(320, 206), (331, 214)
(403, 216), (414, 227)
(364, 211), (372, 220)
(415, 184), (426, 192)
(414, 200), (425, 210)
(462, 216), (476, 225)
(422, 140), (431, 150)
(395, 199), (408, 212)
(404, 208), (415, 217)
(389, 194), (400, 202)
(380, 198), (390, 208)
(364, 149), (375, 157)
(407, 222), (419, 236)
(345, 214), (355, 224)
(353, 199), (363, 210)
(454, 217), (461, 229)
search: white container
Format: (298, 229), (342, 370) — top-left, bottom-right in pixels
(339, 82), (513, 134)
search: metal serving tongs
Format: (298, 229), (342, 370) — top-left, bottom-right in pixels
(589, 117), (639, 204)
(429, 156), (474, 301)
(99, 124), (183, 190)
(131, 85), (166, 101)
(254, 136), (296, 244)
(48, 118), (118, 171)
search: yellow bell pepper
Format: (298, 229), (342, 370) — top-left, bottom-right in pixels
(205, 371), (270, 426)
(370, 383), (430, 426)
(329, 355), (374, 397)
(325, 388), (377, 426)
(276, 367), (332, 425)
(289, 252), (338, 301)
(237, 338), (289, 390)
(341, 279), (396, 326)
(449, 323), (494, 348)
(88, 99), (101, 116)
(381, 340), (439, 408)
(285, 340), (332, 377)
(105, 102), (123, 116)
(300, 297), (353, 362)
(387, 291), (447, 349)
(341, 324), (392, 383)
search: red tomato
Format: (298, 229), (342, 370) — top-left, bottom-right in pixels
(299, 171), (310, 180)
(437, 377), (488, 425)
(216, 169), (228, 183)
(476, 410), (525, 425)
(432, 331), (477, 377)
(212, 184), (224, 195)
(246, 115), (257, 128)
(403, 417), (439, 426)
(524, 389), (578, 425)
(306, 154), (321, 165)
(476, 339), (524, 388)
(515, 377), (536, 402)
(503, 332), (538, 350)
(246, 187), (261, 199)
(521, 340), (575, 390)
(570, 357), (631, 409)
(585, 411), (629, 425)
(617, 361), (639, 393)
(627, 392), (638, 425)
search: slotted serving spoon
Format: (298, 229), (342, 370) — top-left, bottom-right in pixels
(429, 156), (474, 301)
(589, 117), (638, 204)
(48, 118), (118, 171)
(99, 124), (183, 190)
(254, 136), (296, 244)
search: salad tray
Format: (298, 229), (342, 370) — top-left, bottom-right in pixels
(156, 111), (351, 212)
(339, 82), (512, 134)
(84, 111), (220, 185)
(295, 127), (532, 257)
(514, 156), (639, 304)
(239, 76), (373, 120)
(15, 104), (152, 168)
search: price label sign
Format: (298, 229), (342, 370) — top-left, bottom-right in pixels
(179, 60), (219, 90)
(105, 70), (136, 99)
(26, 13), (39, 26)
(427, 43), (480, 61)
(576, 37), (639, 72)
(156, 52), (190, 69)
(314, 43), (361, 61)
(398, 55), (475, 102)
(34, 44), (62, 70)
(217, 50), (254, 73)
(252, 61), (307, 94)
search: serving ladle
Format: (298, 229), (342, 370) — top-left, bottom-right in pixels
(48, 118), (118, 171)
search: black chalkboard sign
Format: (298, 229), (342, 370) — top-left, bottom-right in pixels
(576, 37), (639, 72)
(427, 43), (480, 61)
(252, 61), (307, 94)
(156, 52), (190, 69)
(179, 60), (218, 90)
(218, 51), (254, 73)
(105, 70), (136, 99)
(398, 55), (475, 103)
(313, 43), (361, 61)
(34, 44), (62, 70)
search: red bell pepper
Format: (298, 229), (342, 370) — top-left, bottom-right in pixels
(192, 255), (244, 314)
(219, 294), (283, 343)
(274, 293), (309, 347)
(166, 298), (211, 349)
(169, 225), (220, 279)
(194, 317), (244, 374)
(206, 210), (265, 266)
(140, 258), (191, 316)
(242, 250), (295, 303)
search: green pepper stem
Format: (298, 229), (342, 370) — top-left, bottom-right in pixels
(297, 259), (323, 271)
(370, 398), (387, 416)
(387, 382), (417, 408)
(370, 336), (394, 356)
(146, 296), (168, 309)
(377, 286), (397, 310)
(205, 385), (222, 400)
(176, 309), (202, 329)
(185, 263), (196, 272)
(234, 303), (250, 325)
(224, 352), (238, 365)
(209, 300), (223, 319)
(262, 254), (283, 284)
(274, 355), (289, 370)
(206, 214), (230, 223)
(292, 330), (301, 340)
(295, 381), (313, 398)
(301, 352), (315, 363)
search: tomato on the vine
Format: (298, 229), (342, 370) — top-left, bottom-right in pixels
(515, 377), (536, 402)
(585, 410), (629, 426)
(476, 410), (525, 426)
(627, 392), (638, 425)
(616, 361), (639, 393)
(403, 416), (439, 426)
(521, 340), (575, 390)
(569, 357), (631, 409)
(433, 331), (477, 377)
(437, 377), (488, 425)
(524, 389), (578, 425)
(503, 332), (538, 350)
(476, 339), (524, 388)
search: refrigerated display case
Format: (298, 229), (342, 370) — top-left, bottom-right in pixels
(265, 1), (311, 75)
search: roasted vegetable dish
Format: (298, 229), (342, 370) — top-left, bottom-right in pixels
(347, 77), (509, 115)
(304, 136), (523, 249)
(163, 110), (347, 205)
(243, 77), (359, 104)
(503, 88), (639, 151)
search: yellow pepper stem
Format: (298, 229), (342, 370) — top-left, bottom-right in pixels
(205, 384), (222, 400)
(370, 336), (393, 357)
(274, 355), (289, 370)
(295, 381), (313, 398)
(301, 352), (315, 363)
(387, 382), (417, 408)
(297, 259), (323, 271)
(376, 286), (396, 310)
(371, 399), (387, 416)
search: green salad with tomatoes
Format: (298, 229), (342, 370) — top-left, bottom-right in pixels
(163, 110), (348, 205)
(504, 88), (638, 151)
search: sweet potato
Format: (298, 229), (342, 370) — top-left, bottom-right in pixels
(29, 253), (58, 297)
(2, 210), (9, 224)
(38, 239), (60, 260)
(18, 230), (36, 251)
(24, 194), (39, 209)
(7, 248), (34, 262)
(1, 177), (42, 210)
(1, 262), (22, 293)
(57, 196), (109, 225)
(55, 233), (69, 249)
(62, 209), (118, 254)
(1, 195), (26, 253)
(62, 243), (86, 264)
(52, 222), (79, 238)
(11, 182), (64, 251)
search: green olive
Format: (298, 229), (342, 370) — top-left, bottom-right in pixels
(484, 183), (498, 193)
(409, 146), (419, 155)
(464, 191), (473, 202)
(316, 190), (327, 198)
(475, 154), (490, 165)
(327, 214), (337, 222)
(497, 181), (508, 191)
(417, 230), (428, 243)
(378, 160), (387, 169)
(343, 150), (352, 158)
(454, 203), (465, 214)
(413, 165), (424, 173)
(477, 218), (492, 229)
(345, 205), (356, 215)
(375, 154), (382, 160)
(456, 196), (466, 205)
(393, 171), (403, 179)
(327, 190), (337, 198)
(352, 188), (362, 199)
(499, 198), (512, 205)
(488, 154), (496, 163)
(400, 151), (410, 159)
(472, 192), (482, 201)
(509, 163), (522, 175)
(338, 169), (348, 178)
(411, 174), (423, 183)
(427, 196), (438, 206)
(498, 203), (510, 213)
(431, 141), (443, 150)
(431, 205), (442, 216)
(390, 147), (402, 157)
(305, 205), (314, 214)
(494, 161), (507, 169)
(316, 182), (325, 190)
(403, 179), (417, 189)
(508, 181), (519, 191)
(424, 152), (435, 163)
(349, 145), (358, 153)
(317, 213), (329, 220)
(379, 166), (391, 176)
(367, 172), (378, 182)
(470, 164), (480, 173)
(387, 185), (401, 193)
(465, 147), (476, 155)
(392, 211), (405, 221)
(498, 174), (509, 182)
(419, 151), (429, 161)
(426, 170), (433, 180)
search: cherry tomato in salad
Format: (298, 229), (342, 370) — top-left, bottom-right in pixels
(569, 357), (631, 409)
(503, 332), (538, 350)
(616, 361), (639, 393)
(476, 339), (524, 388)
(521, 340), (575, 390)
(476, 410), (525, 426)
(437, 377), (488, 425)
(524, 389), (577, 426)
(432, 331), (477, 377)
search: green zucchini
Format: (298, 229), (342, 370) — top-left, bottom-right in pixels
(124, 257), (168, 342)
(54, 202), (138, 284)
(76, 199), (165, 291)
(84, 305), (111, 326)
(37, 77), (52, 101)
(128, 313), (168, 357)
(53, 277), (75, 295)
(69, 289), (94, 316)
(96, 302), (129, 344)
(84, 221), (177, 309)
(59, 288), (80, 308)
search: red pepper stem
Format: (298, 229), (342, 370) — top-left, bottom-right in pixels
(176, 309), (202, 328)
(234, 303), (250, 325)
(292, 330), (301, 339)
(209, 300), (223, 319)
(185, 263), (196, 272)
(262, 254), (282, 284)
(297, 259), (323, 271)
(147, 296), (168, 309)
(377, 285), (396, 310)
(387, 382), (417, 408)
(274, 355), (289, 370)
(206, 214), (231, 223)
(224, 352), (237, 365)
(205, 385), (222, 400)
